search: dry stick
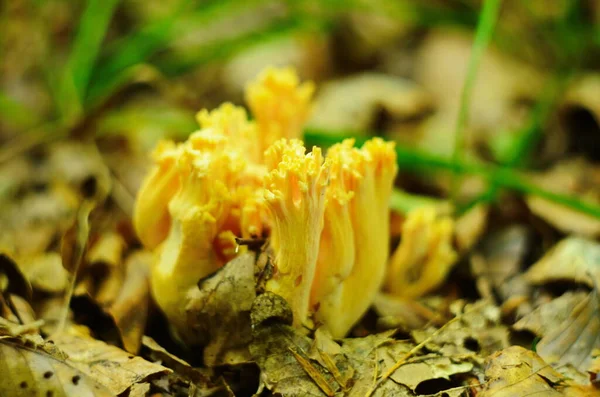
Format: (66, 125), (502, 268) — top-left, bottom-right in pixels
(289, 346), (336, 396)
(365, 301), (486, 397)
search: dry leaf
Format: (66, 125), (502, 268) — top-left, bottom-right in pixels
(536, 289), (600, 373)
(18, 252), (69, 294)
(513, 291), (589, 337)
(385, 355), (472, 392)
(307, 73), (432, 135)
(454, 203), (488, 253)
(250, 322), (340, 397)
(526, 237), (600, 287)
(472, 226), (531, 303)
(480, 346), (563, 397)
(107, 250), (151, 354)
(186, 252), (256, 366)
(53, 330), (170, 395)
(373, 293), (446, 331)
(0, 253), (32, 302)
(85, 232), (126, 306)
(0, 337), (114, 397)
(526, 159), (600, 237)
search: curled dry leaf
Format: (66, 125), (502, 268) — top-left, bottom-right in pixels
(18, 252), (69, 294)
(186, 252), (256, 366)
(536, 289), (600, 373)
(513, 291), (589, 337)
(250, 322), (340, 397)
(0, 253), (32, 302)
(480, 346), (563, 397)
(107, 250), (151, 354)
(384, 354), (472, 393)
(307, 73), (432, 135)
(471, 226), (530, 303)
(454, 203), (488, 254)
(526, 159), (600, 237)
(84, 232), (126, 306)
(525, 236), (600, 287)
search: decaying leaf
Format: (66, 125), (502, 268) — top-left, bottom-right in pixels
(471, 226), (531, 304)
(250, 322), (340, 397)
(454, 203), (488, 253)
(107, 250), (151, 354)
(307, 73), (432, 135)
(17, 252), (69, 294)
(525, 236), (600, 287)
(52, 330), (170, 395)
(0, 337), (114, 397)
(536, 289), (600, 373)
(513, 290), (589, 337)
(186, 252), (256, 366)
(526, 159), (600, 237)
(373, 293), (446, 331)
(0, 253), (33, 302)
(479, 346), (564, 397)
(84, 232), (126, 306)
(384, 354), (472, 392)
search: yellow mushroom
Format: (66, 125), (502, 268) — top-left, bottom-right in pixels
(263, 139), (329, 328)
(150, 137), (246, 337)
(246, 67), (315, 158)
(133, 140), (183, 249)
(385, 206), (458, 298)
(312, 138), (398, 338)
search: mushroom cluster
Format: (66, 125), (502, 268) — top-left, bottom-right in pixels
(134, 67), (398, 340)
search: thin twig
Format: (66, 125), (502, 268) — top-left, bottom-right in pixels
(365, 301), (486, 397)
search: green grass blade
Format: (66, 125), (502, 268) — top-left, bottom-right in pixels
(57, 0), (120, 122)
(304, 128), (600, 220)
(85, 0), (248, 107)
(451, 0), (502, 198)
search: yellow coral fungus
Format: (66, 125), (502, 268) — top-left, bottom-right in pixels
(385, 206), (458, 299)
(310, 141), (355, 309)
(133, 140), (183, 249)
(151, 139), (245, 337)
(246, 67), (315, 157)
(313, 138), (397, 338)
(263, 139), (329, 328)
(134, 66), (403, 340)
(196, 102), (261, 164)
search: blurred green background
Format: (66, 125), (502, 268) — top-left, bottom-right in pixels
(1, 0), (600, 220)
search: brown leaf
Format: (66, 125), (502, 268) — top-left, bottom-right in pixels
(525, 159), (600, 237)
(107, 250), (151, 354)
(385, 355), (472, 392)
(53, 330), (170, 395)
(249, 322), (340, 397)
(186, 252), (256, 366)
(0, 337), (114, 396)
(525, 237), (600, 287)
(18, 252), (69, 294)
(471, 226), (531, 303)
(84, 232), (126, 306)
(307, 73), (432, 135)
(536, 289), (600, 373)
(454, 203), (488, 254)
(513, 291), (589, 337)
(480, 346), (564, 397)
